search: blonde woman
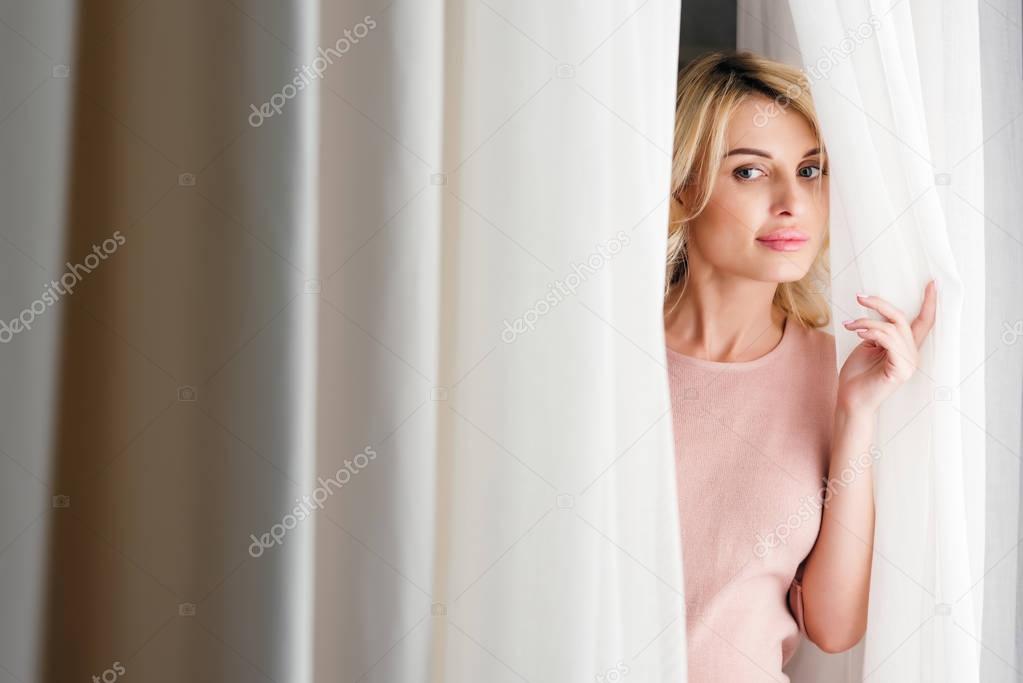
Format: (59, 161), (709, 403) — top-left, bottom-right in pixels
(664, 51), (936, 682)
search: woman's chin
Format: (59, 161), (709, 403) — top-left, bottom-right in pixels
(753, 265), (812, 284)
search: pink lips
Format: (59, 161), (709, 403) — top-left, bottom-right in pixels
(756, 229), (809, 252)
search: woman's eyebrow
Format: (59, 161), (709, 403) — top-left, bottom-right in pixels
(725, 147), (771, 158)
(724, 147), (821, 159)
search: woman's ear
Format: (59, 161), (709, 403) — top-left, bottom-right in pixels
(667, 196), (683, 229)
(669, 187), (689, 226)
(673, 179), (699, 210)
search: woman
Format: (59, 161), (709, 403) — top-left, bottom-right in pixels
(664, 51), (937, 682)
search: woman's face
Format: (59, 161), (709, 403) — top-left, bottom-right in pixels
(679, 93), (829, 284)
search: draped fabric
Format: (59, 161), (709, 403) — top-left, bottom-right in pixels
(0, 0), (687, 680)
(740, 1), (1023, 681)
(4, 1), (1016, 681)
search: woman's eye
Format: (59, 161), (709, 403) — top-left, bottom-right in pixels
(734, 167), (765, 181)
(799, 165), (822, 179)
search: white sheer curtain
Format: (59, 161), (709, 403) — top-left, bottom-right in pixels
(740, 1), (1023, 681)
(315, 0), (685, 680)
(0, 0), (688, 681)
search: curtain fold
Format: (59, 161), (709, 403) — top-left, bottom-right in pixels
(739, 1), (1023, 681)
(10, 1), (1016, 681)
(327, 1), (687, 679)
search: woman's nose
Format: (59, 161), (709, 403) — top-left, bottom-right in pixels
(772, 176), (806, 217)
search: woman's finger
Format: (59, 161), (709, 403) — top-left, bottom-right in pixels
(855, 293), (912, 337)
(856, 327), (916, 377)
(856, 328), (896, 347)
(910, 280), (938, 347)
(843, 318), (897, 335)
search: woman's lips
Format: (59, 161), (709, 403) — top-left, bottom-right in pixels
(756, 230), (809, 252)
(756, 238), (808, 252)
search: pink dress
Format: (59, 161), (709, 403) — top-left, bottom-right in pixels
(666, 316), (838, 682)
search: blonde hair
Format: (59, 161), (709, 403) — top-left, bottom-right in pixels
(665, 51), (831, 329)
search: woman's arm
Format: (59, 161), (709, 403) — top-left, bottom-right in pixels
(800, 403), (877, 652)
(798, 280), (938, 653)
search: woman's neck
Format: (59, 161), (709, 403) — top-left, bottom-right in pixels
(664, 279), (785, 362)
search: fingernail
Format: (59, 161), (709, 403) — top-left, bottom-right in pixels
(842, 319), (853, 325)
(856, 293), (868, 299)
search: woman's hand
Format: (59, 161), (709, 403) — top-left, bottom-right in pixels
(837, 280), (937, 414)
